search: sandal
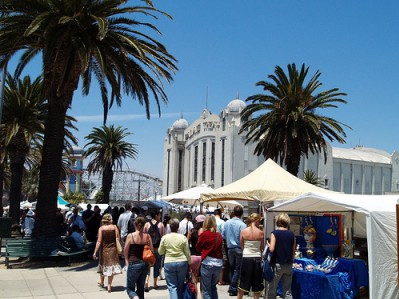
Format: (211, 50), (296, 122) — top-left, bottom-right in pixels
(97, 282), (104, 288)
(108, 286), (112, 293)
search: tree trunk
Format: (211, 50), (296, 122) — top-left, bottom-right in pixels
(285, 140), (301, 176)
(9, 131), (29, 225)
(102, 167), (114, 204)
(9, 161), (24, 224)
(34, 38), (81, 239)
(0, 162), (4, 217)
(34, 99), (68, 238)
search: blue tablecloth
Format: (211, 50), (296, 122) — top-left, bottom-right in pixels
(292, 258), (368, 299)
(331, 258), (368, 296)
(292, 270), (351, 299)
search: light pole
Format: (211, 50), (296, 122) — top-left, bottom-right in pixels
(133, 175), (142, 205)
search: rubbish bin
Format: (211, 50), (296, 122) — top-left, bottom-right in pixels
(0, 217), (12, 238)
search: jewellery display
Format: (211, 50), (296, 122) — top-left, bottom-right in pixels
(315, 256), (339, 273)
(326, 216), (337, 236)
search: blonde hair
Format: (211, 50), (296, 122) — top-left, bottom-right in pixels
(276, 213), (291, 228)
(101, 213), (113, 225)
(202, 215), (217, 233)
(247, 213), (261, 227)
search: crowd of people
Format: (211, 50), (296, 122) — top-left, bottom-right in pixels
(20, 203), (295, 299)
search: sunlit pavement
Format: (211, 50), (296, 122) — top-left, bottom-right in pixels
(0, 259), (255, 299)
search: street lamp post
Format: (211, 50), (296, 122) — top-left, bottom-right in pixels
(133, 175), (142, 205)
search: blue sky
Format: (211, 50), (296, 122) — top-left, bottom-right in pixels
(7, 1), (399, 180)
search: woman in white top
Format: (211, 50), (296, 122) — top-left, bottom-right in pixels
(237, 213), (264, 299)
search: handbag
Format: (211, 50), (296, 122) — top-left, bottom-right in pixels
(183, 272), (196, 299)
(142, 234), (156, 266)
(262, 248), (275, 282)
(115, 227), (122, 255)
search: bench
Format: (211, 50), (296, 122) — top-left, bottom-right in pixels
(5, 238), (89, 269)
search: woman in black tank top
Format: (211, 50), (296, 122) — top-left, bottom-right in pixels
(124, 216), (154, 299)
(267, 213), (296, 299)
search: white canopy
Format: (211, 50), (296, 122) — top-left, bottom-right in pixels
(200, 159), (334, 203)
(267, 192), (399, 299)
(162, 184), (213, 205)
(162, 184), (243, 210)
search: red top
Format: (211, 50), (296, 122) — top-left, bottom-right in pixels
(196, 230), (223, 260)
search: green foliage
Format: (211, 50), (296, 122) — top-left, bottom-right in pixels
(0, 0), (177, 237)
(240, 63), (351, 176)
(94, 189), (104, 204)
(63, 191), (87, 205)
(84, 125), (138, 204)
(303, 169), (324, 187)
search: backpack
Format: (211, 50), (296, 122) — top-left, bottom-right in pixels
(148, 221), (161, 248)
(127, 213), (136, 233)
(262, 248), (275, 282)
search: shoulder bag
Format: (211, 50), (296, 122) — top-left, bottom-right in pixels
(142, 233), (156, 266)
(262, 247), (275, 282)
(115, 225), (122, 255)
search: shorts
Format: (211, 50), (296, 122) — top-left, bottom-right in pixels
(238, 257), (264, 293)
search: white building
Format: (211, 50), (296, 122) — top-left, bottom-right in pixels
(163, 98), (399, 197)
(163, 98), (264, 196)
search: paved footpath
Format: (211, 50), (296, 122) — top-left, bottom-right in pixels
(0, 259), (250, 299)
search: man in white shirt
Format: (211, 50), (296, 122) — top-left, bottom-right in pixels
(214, 208), (225, 233)
(214, 208), (227, 285)
(178, 212), (193, 240)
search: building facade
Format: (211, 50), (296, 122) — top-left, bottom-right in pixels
(163, 99), (263, 196)
(163, 99), (399, 196)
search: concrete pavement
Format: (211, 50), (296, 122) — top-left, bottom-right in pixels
(0, 259), (245, 299)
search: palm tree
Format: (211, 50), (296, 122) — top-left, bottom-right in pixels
(0, 73), (78, 225)
(0, 74), (46, 224)
(84, 125), (138, 204)
(303, 169), (324, 187)
(0, 1), (177, 237)
(240, 63), (351, 176)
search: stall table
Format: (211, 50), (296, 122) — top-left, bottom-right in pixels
(292, 269), (343, 299)
(292, 258), (368, 299)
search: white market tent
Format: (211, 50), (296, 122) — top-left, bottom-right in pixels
(200, 159), (334, 203)
(162, 184), (214, 205)
(267, 192), (399, 299)
(162, 184), (243, 208)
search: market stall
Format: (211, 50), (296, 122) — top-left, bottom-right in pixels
(267, 192), (399, 299)
(200, 159), (335, 204)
